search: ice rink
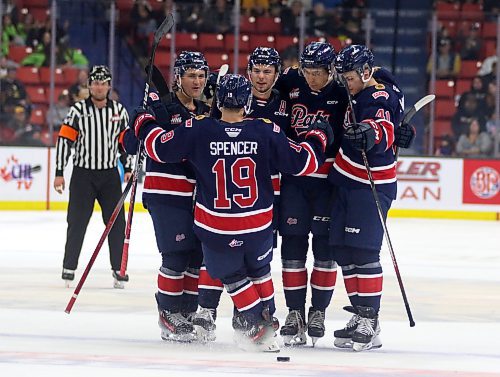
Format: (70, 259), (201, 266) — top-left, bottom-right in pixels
(1, 211), (499, 377)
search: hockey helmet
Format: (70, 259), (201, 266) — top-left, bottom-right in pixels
(88, 65), (111, 84)
(174, 51), (209, 77)
(299, 42), (336, 74)
(216, 74), (252, 111)
(248, 47), (282, 74)
(334, 45), (374, 75)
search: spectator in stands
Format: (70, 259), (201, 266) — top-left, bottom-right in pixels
(242, 0), (269, 17)
(0, 54), (19, 79)
(268, 0), (287, 17)
(2, 0), (20, 25)
(2, 14), (26, 57)
(427, 38), (461, 80)
(20, 31), (51, 67)
(481, 61), (497, 88)
(68, 69), (89, 104)
(460, 76), (487, 113)
(281, 0), (304, 36)
(307, 2), (333, 37)
(133, 1), (157, 57)
(435, 134), (455, 156)
(0, 66), (28, 114)
(459, 23), (482, 61)
(477, 47), (497, 78)
(5, 105), (44, 147)
(46, 91), (71, 131)
(201, 0), (233, 34)
(22, 12), (43, 49)
(483, 0), (500, 21)
(178, 3), (204, 33)
(484, 81), (497, 120)
(451, 92), (487, 139)
(456, 118), (493, 157)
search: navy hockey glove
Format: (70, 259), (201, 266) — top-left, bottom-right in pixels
(305, 116), (334, 152)
(394, 123), (416, 148)
(344, 122), (376, 151)
(203, 71), (218, 100)
(130, 107), (156, 138)
(147, 91), (170, 123)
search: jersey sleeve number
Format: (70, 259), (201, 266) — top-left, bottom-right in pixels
(212, 157), (258, 209)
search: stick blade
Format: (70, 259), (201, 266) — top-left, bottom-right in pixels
(154, 13), (174, 44)
(402, 94), (436, 125)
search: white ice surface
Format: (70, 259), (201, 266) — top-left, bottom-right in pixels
(1, 211), (499, 377)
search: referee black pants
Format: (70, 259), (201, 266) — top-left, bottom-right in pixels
(63, 166), (126, 271)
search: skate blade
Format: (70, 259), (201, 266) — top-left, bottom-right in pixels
(310, 336), (321, 347)
(64, 280), (71, 288)
(282, 334), (307, 347)
(194, 325), (216, 342)
(113, 280), (125, 289)
(334, 338), (353, 349)
(233, 329), (280, 353)
(352, 335), (382, 352)
(161, 331), (197, 343)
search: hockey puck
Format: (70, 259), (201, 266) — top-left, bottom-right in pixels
(277, 356), (290, 362)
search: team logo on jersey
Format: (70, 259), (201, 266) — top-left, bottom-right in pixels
(160, 130), (174, 143)
(286, 217), (298, 225)
(273, 124), (280, 133)
(148, 92), (160, 101)
(185, 119), (193, 128)
(175, 233), (186, 242)
(375, 83), (385, 89)
(290, 104), (330, 137)
(229, 239), (244, 248)
(274, 100), (289, 117)
(225, 127), (242, 138)
(372, 90), (389, 100)
(170, 114), (183, 124)
(289, 88), (300, 99)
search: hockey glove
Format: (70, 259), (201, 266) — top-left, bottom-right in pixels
(394, 123), (416, 148)
(203, 71), (218, 100)
(147, 91), (170, 123)
(305, 116), (334, 152)
(344, 122), (376, 151)
(131, 107), (157, 138)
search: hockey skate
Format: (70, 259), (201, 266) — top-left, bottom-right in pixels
(307, 307), (325, 347)
(61, 269), (75, 288)
(234, 309), (280, 352)
(112, 270), (129, 289)
(158, 310), (197, 342)
(192, 307), (217, 342)
(334, 306), (360, 349)
(351, 306), (382, 352)
(280, 310), (306, 347)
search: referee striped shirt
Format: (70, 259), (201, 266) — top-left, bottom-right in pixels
(55, 97), (132, 176)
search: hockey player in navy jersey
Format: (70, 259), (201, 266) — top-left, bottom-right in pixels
(121, 51), (210, 342)
(131, 74), (333, 352)
(328, 45), (404, 352)
(274, 41), (348, 346)
(192, 47), (290, 342)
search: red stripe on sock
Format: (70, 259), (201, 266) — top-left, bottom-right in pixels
(184, 273), (199, 293)
(230, 282), (261, 311)
(311, 268), (337, 288)
(199, 268), (223, 288)
(282, 269), (307, 289)
(358, 275), (383, 295)
(158, 272), (184, 295)
(343, 275), (358, 295)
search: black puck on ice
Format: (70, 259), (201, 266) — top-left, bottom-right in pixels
(277, 356), (290, 362)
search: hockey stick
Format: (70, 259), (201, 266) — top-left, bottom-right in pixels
(395, 94), (435, 159)
(64, 178), (134, 314)
(120, 14), (175, 278)
(64, 15), (174, 314)
(339, 75), (416, 327)
(209, 64), (229, 117)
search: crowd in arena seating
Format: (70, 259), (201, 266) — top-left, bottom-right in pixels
(430, 0), (499, 157)
(0, 0), (91, 147)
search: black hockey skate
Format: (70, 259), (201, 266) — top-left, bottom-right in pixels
(351, 306), (382, 352)
(234, 309), (279, 352)
(307, 307), (325, 347)
(192, 307), (217, 342)
(112, 270), (129, 289)
(159, 310), (197, 342)
(62, 269), (75, 288)
(280, 309), (306, 346)
(334, 306), (360, 349)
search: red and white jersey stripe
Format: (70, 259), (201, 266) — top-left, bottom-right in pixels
(143, 172), (196, 197)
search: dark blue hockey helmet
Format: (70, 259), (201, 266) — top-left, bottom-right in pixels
(248, 47), (282, 74)
(334, 45), (374, 75)
(299, 41), (336, 73)
(216, 74), (252, 111)
(174, 51), (209, 77)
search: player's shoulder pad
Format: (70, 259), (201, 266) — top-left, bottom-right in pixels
(194, 114), (206, 120)
(374, 83), (385, 90)
(258, 117), (273, 124)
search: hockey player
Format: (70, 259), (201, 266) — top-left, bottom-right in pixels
(274, 41), (348, 346)
(131, 74), (333, 352)
(121, 51), (210, 342)
(328, 45), (404, 352)
(192, 47), (289, 341)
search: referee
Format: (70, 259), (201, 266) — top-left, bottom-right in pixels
(53, 65), (133, 289)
